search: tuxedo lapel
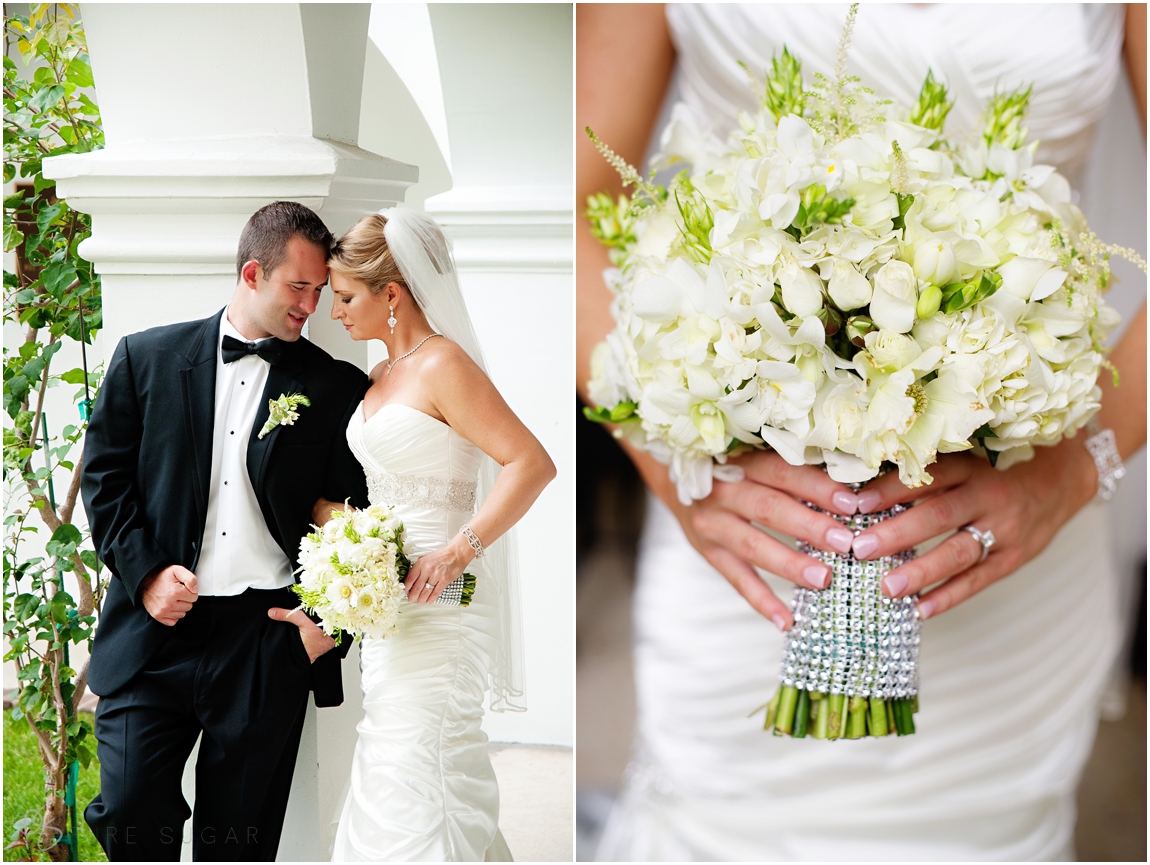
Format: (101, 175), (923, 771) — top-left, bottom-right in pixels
(246, 345), (306, 504)
(179, 310), (223, 530)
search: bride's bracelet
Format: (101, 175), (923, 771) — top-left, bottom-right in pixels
(460, 524), (485, 558)
(1084, 420), (1126, 502)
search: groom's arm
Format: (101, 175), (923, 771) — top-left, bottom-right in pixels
(81, 338), (173, 605)
(321, 380), (371, 509)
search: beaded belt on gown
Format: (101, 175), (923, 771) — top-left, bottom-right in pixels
(364, 467), (477, 606)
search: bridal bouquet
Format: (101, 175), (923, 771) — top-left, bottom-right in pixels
(293, 504), (477, 642)
(584, 5), (1140, 738)
(293, 504), (412, 641)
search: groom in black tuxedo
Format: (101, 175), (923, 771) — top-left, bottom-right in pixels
(81, 201), (370, 861)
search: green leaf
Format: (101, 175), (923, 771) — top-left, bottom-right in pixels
(29, 83), (65, 113)
(59, 367), (88, 385)
(66, 57), (93, 88)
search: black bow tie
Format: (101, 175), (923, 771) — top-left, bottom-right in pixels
(221, 335), (284, 366)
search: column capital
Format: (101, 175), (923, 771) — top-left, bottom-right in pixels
(43, 135), (417, 275)
(424, 185), (573, 274)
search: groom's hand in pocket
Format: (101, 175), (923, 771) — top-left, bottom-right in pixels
(268, 607), (336, 662)
(141, 565), (199, 626)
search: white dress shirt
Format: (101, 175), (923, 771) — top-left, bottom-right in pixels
(194, 309), (294, 596)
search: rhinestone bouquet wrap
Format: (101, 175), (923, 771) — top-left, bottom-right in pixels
(763, 493), (921, 739)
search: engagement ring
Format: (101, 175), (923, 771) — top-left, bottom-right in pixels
(961, 526), (996, 563)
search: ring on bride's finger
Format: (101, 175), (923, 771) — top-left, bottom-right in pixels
(961, 525), (996, 563)
(423, 582), (436, 590)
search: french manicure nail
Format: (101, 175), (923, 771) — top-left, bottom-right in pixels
(832, 490), (859, 514)
(918, 599), (935, 619)
(803, 564), (830, 589)
(884, 573), (909, 596)
(852, 534), (879, 559)
(771, 614), (790, 632)
(857, 490), (882, 513)
(826, 527), (854, 554)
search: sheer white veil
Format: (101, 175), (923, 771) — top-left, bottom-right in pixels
(381, 207), (526, 712)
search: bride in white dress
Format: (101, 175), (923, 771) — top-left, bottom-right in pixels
(317, 209), (555, 860)
(577, 4), (1146, 860)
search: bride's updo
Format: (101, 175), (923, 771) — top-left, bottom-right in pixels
(328, 214), (413, 299)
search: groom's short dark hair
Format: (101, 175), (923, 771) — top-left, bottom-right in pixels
(236, 201), (333, 278)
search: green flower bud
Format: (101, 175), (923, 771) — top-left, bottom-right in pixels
(845, 314), (877, 348)
(909, 69), (953, 133)
(915, 284), (943, 319)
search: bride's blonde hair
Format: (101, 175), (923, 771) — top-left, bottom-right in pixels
(328, 213), (411, 297)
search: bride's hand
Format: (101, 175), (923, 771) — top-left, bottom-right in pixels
(682, 451), (861, 631)
(848, 438), (1097, 619)
(404, 537), (473, 604)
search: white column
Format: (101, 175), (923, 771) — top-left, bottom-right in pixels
(427, 4), (574, 748)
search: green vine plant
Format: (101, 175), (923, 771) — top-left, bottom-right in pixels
(3, 5), (105, 861)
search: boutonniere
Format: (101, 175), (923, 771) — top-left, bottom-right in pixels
(258, 393), (311, 440)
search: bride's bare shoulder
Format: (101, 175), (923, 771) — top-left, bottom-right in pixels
(415, 337), (485, 385)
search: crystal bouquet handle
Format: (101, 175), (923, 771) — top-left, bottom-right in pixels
(763, 490), (920, 739)
(430, 572), (475, 607)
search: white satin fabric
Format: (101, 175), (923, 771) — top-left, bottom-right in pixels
(597, 5), (1129, 861)
(332, 403), (510, 862)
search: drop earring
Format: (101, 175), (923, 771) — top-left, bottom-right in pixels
(388, 305), (397, 334)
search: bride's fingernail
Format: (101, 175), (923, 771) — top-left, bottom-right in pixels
(832, 491), (858, 514)
(771, 613), (789, 632)
(852, 534), (879, 559)
(883, 573), (909, 596)
(857, 490), (882, 513)
(803, 564), (830, 589)
(826, 527), (854, 553)
(918, 599), (936, 619)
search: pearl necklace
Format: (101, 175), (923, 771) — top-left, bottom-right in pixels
(385, 333), (442, 375)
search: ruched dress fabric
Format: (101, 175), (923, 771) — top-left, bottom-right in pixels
(596, 5), (1130, 862)
(332, 403), (511, 862)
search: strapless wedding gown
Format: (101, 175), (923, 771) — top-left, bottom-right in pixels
(332, 403), (512, 862)
(596, 5), (1136, 862)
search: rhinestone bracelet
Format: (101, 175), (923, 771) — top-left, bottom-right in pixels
(1084, 421), (1126, 502)
(460, 524), (485, 558)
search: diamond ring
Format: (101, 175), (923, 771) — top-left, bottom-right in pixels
(961, 525), (996, 563)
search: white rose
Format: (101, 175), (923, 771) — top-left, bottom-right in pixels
(778, 261), (824, 317)
(869, 260), (918, 333)
(826, 259), (872, 311)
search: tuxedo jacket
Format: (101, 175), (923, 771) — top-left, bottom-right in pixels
(81, 309), (370, 706)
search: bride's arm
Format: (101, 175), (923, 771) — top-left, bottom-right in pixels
(847, 20), (1147, 619)
(403, 343), (556, 603)
(576, 4), (859, 630)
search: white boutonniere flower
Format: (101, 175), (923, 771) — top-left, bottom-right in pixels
(258, 393), (310, 440)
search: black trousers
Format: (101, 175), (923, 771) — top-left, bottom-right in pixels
(84, 587), (313, 861)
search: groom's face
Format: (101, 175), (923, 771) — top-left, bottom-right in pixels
(251, 235), (330, 341)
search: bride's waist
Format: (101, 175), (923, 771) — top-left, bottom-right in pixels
(365, 467), (477, 514)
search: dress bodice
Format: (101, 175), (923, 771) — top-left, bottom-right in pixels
(667, 4), (1125, 189)
(346, 402), (482, 558)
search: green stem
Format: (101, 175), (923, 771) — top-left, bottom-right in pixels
(868, 697), (890, 737)
(793, 689), (810, 738)
(775, 685), (798, 735)
(828, 693), (846, 740)
(892, 698), (916, 735)
(814, 692), (830, 739)
(846, 697), (867, 738)
(764, 687), (782, 731)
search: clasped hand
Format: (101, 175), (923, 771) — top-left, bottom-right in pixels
(404, 538), (472, 604)
(685, 439), (1096, 629)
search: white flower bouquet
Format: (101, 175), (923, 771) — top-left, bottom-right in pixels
(584, 5), (1142, 739)
(292, 504), (476, 643)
